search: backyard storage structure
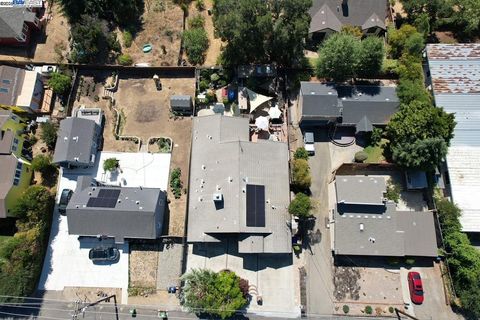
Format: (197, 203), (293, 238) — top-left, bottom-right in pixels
(170, 95), (192, 115)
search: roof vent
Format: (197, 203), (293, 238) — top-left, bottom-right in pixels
(139, 206), (143, 210)
(212, 193), (223, 202)
(64, 136), (68, 141)
(368, 237), (376, 243)
(202, 165), (206, 170)
(198, 196), (203, 202)
(136, 200), (140, 205)
(328, 91), (333, 95)
(72, 136), (79, 142)
(385, 98), (390, 101)
(74, 157), (79, 161)
(360, 223), (364, 231)
(216, 185), (221, 191)
(88, 192), (92, 196)
(92, 187), (96, 191)
(117, 199), (121, 203)
(75, 205), (79, 208)
(228, 176), (233, 183)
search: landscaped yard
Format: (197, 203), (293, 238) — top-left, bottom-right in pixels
(364, 140), (387, 163)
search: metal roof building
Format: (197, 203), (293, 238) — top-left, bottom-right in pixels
(426, 44), (480, 232)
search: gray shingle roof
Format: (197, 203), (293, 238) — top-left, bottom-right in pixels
(187, 115), (291, 253)
(299, 82), (399, 126)
(309, 0), (387, 33)
(53, 117), (99, 166)
(67, 176), (166, 243)
(0, 65), (25, 106)
(0, 8), (36, 38)
(334, 176), (438, 257)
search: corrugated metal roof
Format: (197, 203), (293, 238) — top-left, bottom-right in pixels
(427, 44), (480, 232)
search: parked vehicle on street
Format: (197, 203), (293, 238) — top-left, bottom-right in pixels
(58, 189), (73, 215)
(408, 271), (424, 304)
(304, 132), (315, 155)
(88, 247), (120, 262)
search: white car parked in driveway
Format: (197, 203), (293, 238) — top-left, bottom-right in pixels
(304, 132), (315, 155)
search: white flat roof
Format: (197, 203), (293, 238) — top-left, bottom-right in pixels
(427, 44), (480, 232)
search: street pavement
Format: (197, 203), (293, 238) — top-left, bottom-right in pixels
(304, 130), (335, 316)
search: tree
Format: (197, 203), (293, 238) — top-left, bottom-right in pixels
(47, 72), (71, 94)
(294, 147), (309, 160)
(316, 33), (359, 81)
(291, 158), (311, 190)
(354, 151), (368, 163)
(387, 24), (420, 59)
(103, 158), (119, 172)
(11, 186), (54, 230)
(123, 31), (133, 48)
(356, 36), (385, 78)
(70, 15), (120, 63)
(288, 193), (312, 219)
(214, 0), (311, 67)
(341, 25), (363, 38)
(386, 101), (455, 170)
(31, 155), (52, 173)
(188, 15), (205, 29)
(40, 122), (57, 150)
(404, 32), (425, 57)
(183, 28), (209, 65)
(414, 12), (430, 38)
(181, 269), (247, 319)
(397, 79), (431, 105)
(451, 0), (480, 36)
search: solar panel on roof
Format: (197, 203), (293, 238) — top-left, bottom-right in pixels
(86, 188), (121, 208)
(246, 184), (266, 227)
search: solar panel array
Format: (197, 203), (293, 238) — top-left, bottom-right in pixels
(246, 184), (266, 227)
(86, 189), (121, 208)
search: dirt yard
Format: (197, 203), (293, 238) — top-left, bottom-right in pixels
(120, 0), (184, 66)
(114, 74), (195, 236)
(186, 0), (223, 66)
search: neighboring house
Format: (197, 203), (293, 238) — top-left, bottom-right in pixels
(170, 95), (193, 115)
(187, 114), (291, 254)
(0, 7), (41, 46)
(298, 82), (399, 132)
(309, 0), (388, 41)
(425, 44), (480, 234)
(0, 65), (44, 113)
(0, 110), (32, 218)
(334, 175), (438, 257)
(66, 176), (167, 244)
(53, 116), (102, 168)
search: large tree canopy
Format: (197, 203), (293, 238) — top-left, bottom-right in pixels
(386, 101), (456, 170)
(315, 33), (384, 81)
(181, 269), (247, 319)
(214, 0), (312, 67)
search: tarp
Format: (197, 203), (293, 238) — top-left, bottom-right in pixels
(268, 105), (282, 119)
(238, 87), (274, 113)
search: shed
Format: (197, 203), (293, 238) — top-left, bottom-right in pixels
(170, 95), (192, 115)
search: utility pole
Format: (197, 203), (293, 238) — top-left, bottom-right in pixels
(72, 294), (119, 320)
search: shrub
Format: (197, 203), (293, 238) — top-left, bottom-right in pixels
(103, 158), (119, 172)
(199, 80), (209, 92)
(118, 54), (133, 66)
(183, 28), (209, 65)
(288, 193), (312, 219)
(405, 258), (416, 265)
(210, 73), (220, 82)
(188, 15), (205, 29)
(31, 155), (53, 173)
(196, 0), (205, 10)
(343, 305), (349, 314)
(365, 306), (373, 314)
(40, 122), (58, 150)
(385, 181), (401, 203)
(369, 127), (383, 146)
(157, 137), (171, 153)
(123, 30), (133, 48)
(170, 168), (183, 199)
(354, 151), (368, 163)
(291, 159), (311, 190)
(294, 147), (309, 160)
(389, 306), (394, 313)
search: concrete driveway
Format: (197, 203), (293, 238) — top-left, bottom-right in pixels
(401, 264), (462, 320)
(38, 193), (129, 300)
(186, 239), (299, 318)
(304, 129), (336, 316)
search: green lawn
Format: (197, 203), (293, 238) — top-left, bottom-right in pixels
(364, 140), (387, 163)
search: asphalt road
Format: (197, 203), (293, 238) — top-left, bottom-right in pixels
(304, 130), (335, 316)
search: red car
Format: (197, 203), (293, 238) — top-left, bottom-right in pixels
(408, 271), (424, 304)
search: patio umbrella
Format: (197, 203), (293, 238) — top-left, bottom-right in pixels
(255, 116), (269, 131)
(268, 106), (282, 119)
